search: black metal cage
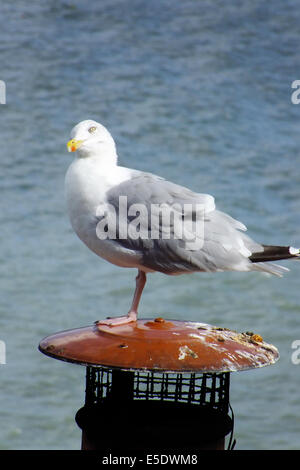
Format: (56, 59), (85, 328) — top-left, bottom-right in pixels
(76, 367), (235, 451)
(85, 367), (230, 412)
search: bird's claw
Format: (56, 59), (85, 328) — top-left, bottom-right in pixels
(96, 312), (137, 327)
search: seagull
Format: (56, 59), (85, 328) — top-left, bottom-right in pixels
(65, 119), (299, 326)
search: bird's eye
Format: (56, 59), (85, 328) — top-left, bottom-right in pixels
(88, 126), (97, 133)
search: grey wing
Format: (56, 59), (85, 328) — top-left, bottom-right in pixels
(100, 171), (277, 275)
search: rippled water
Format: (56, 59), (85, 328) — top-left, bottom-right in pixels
(1, 0), (300, 450)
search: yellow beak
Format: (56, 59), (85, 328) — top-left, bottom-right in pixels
(67, 139), (84, 152)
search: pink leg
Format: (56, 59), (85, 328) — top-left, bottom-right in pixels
(97, 270), (147, 327)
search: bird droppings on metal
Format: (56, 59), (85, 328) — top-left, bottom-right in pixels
(39, 319), (279, 373)
(231, 331), (264, 347)
(178, 345), (198, 360)
(188, 333), (206, 341)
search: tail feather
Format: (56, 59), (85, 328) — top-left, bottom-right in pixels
(250, 261), (290, 277)
(250, 245), (300, 263)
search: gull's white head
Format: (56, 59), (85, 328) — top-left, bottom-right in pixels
(67, 120), (117, 162)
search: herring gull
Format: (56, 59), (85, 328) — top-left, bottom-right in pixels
(65, 119), (300, 326)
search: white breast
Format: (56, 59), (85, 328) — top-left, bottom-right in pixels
(64, 157), (141, 268)
(66, 158), (126, 225)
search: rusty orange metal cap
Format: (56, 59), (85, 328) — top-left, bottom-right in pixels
(39, 318), (279, 373)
